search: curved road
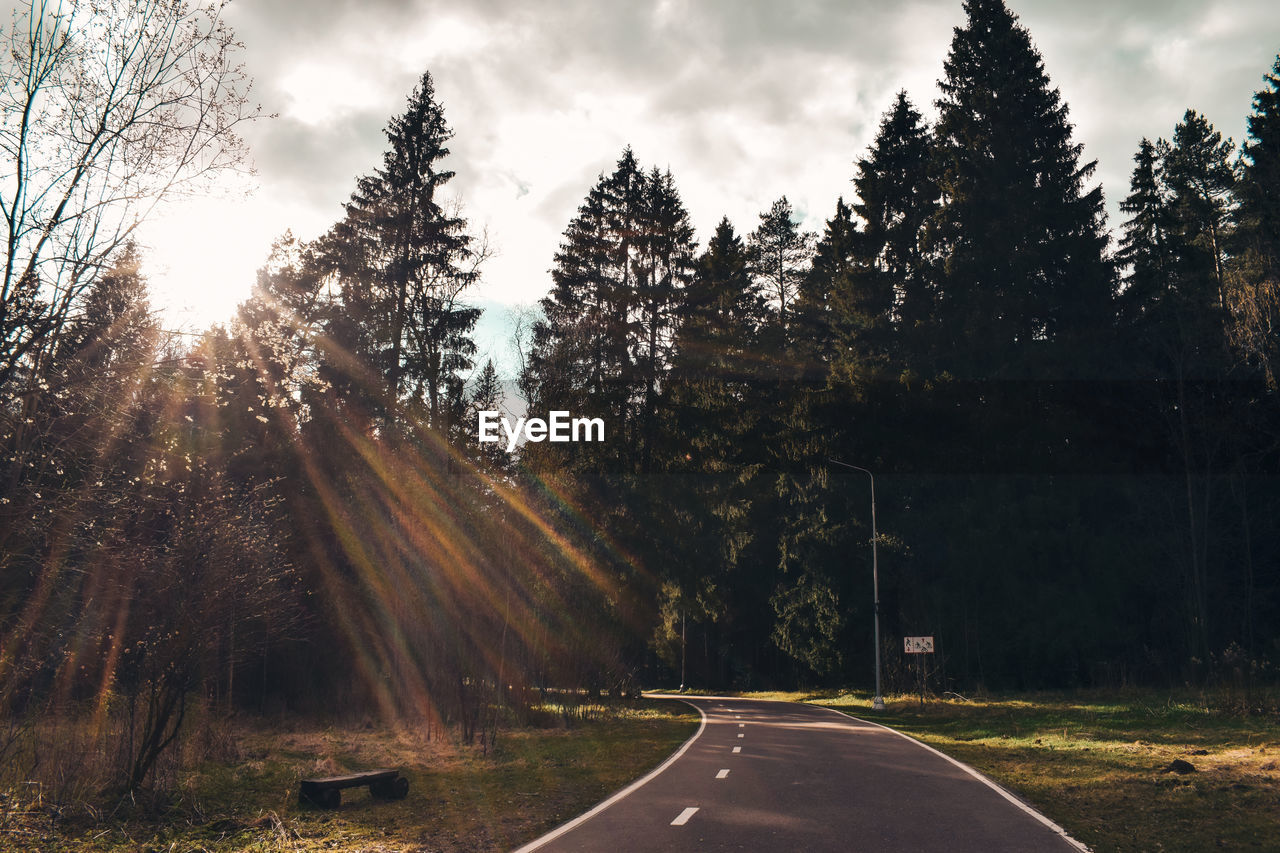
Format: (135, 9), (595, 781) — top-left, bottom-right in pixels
(515, 696), (1087, 852)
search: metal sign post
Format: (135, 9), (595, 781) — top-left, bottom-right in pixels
(904, 636), (934, 707)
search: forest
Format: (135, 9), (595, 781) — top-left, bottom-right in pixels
(2, 0), (1279, 795)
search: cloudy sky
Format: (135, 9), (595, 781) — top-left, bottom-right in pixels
(141, 0), (1280, 376)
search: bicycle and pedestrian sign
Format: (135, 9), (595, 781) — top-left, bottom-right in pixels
(904, 636), (934, 654)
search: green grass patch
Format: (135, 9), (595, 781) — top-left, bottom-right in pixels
(784, 688), (1279, 853)
(0, 700), (698, 852)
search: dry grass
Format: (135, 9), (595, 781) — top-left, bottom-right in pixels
(0, 700), (698, 852)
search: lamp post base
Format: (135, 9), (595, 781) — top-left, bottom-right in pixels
(872, 696), (885, 711)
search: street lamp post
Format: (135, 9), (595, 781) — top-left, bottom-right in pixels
(679, 608), (686, 693)
(828, 459), (885, 711)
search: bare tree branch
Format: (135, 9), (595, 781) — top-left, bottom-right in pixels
(1, 0), (261, 391)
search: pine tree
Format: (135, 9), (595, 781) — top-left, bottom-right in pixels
(748, 197), (813, 340)
(928, 0), (1112, 377)
(1163, 110), (1236, 313)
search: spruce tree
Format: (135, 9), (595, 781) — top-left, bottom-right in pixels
(904, 1), (1122, 681)
(469, 359), (503, 415)
(796, 198), (857, 374)
(928, 0), (1112, 377)
(772, 200), (866, 680)
(635, 168), (697, 473)
(1118, 113), (1242, 662)
(657, 217), (769, 684)
(1231, 56), (1280, 384)
(1117, 138), (1174, 327)
(467, 359), (506, 471)
(523, 179), (614, 424)
(326, 71), (481, 431)
(851, 91), (938, 368)
(7, 246), (157, 550)
(235, 234), (325, 418)
(54, 244), (156, 379)
(665, 216), (767, 472)
(675, 216), (764, 374)
(524, 149), (695, 474)
(1236, 57), (1280, 283)
(526, 150), (637, 472)
(1118, 118), (1235, 372)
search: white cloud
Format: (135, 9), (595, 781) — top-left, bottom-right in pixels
(279, 61), (391, 126)
(141, 0), (1280, 374)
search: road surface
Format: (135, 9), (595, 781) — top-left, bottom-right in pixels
(514, 695), (1087, 852)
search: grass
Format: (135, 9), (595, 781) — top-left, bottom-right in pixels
(784, 688), (1279, 853)
(8, 689), (1274, 851)
(0, 700), (699, 852)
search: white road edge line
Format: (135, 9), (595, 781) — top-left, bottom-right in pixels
(716, 769), (730, 779)
(671, 806), (699, 826)
(817, 704), (1092, 852)
(511, 697), (708, 853)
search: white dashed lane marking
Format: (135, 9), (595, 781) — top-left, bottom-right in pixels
(671, 807), (699, 826)
(732, 746), (741, 753)
(716, 769), (730, 779)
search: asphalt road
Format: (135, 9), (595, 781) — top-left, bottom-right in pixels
(514, 695), (1087, 852)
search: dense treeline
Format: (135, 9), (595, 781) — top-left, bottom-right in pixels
(520, 0), (1280, 693)
(0, 45), (637, 792)
(2, 0), (1279, 794)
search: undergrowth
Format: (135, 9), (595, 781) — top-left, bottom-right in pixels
(0, 698), (698, 852)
